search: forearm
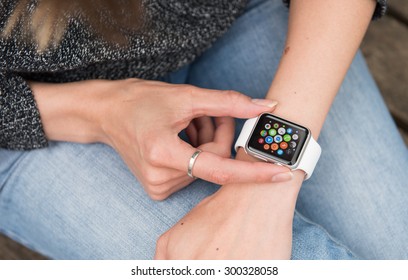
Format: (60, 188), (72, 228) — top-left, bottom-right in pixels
(267, 0), (376, 137)
(237, 0), (376, 189)
(208, 2), (378, 259)
(30, 80), (111, 144)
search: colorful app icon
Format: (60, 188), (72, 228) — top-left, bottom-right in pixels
(265, 136), (273, 144)
(292, 134), (299, 140)
(271, 143), (279, 151)
(263, 144), (270, 150)
(268, 129), (277, 136)
(265, 123), (271, 130)
(277, 149), (284, 156)
(273, 123), (279, 129)
(278, 127), (286, 135)
(287, 128), (293, 134)
(274, 135), (283, 143)
(289, 141), (297, 148)
(258, 138), (264, 144)
(260, 130), (267, 137)
(283, 134), (291, 142)
(280, 142), (288, 149)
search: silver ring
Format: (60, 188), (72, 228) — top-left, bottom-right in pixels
(187, 150), (202, 179)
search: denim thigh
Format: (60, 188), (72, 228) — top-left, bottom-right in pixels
(2, 0), (401, 260)
(185, 0), (408, 259)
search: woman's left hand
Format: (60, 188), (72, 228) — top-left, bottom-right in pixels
(154, 175), (302, 259)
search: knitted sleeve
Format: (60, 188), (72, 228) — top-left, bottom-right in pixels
(0, 72), (48, 150)
(373, 0), (387, 19)
(283, 0), (387, 20)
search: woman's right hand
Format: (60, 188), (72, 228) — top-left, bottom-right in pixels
(32, 78), (292, 200)
(99, 79), (294, 199)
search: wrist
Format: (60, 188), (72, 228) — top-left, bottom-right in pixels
(30, 80), (111, 145)
(235, 111), (321, 180)
(219, 178), (301, 224)
(234, 148), (302, 199)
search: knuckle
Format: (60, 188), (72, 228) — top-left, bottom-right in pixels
(149, 194), (169, 201)
(170, 84), (195, 97)
(220, 149), (231, 158)
(182, 84), (197, 95)
(145, 177), (160, 187)
(208, 168), (232, 185)
(144, 146), (164, 167)
(146, 187), (169, 201)
(141, 167), (163, 185)
(182, 85), (197, 111)
(141, 169), (154, 184)
(142, 172), (174, 200)
(124, 77), (139, 83)
(225, 90), (243, 104)
(123, 78), (145, 88)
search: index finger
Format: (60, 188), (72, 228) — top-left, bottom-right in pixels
(189, 88), (277, 119)
(169, 140), (291, 185)
(192, 151), (291, 185)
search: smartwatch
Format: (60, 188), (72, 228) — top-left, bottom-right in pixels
(235, 113), (321, 180)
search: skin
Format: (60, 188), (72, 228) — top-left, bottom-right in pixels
(30, 79), (292, 200)
(29, 0), (376, 259)
(154, 0), (376, 259)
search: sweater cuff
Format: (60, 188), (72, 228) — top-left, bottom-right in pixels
(0, 72), (48, 150)
(282, 0), (387, 20)
(373, 0), (387, 20)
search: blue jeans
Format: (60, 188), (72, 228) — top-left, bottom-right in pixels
(1, 0), (407, 259)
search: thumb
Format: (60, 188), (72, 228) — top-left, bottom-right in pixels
(190, 89), (277, 119)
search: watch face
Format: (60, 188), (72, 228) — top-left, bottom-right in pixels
(247, 113), (309, 166)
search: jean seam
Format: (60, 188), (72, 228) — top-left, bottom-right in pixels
(294, 210), (360, 259)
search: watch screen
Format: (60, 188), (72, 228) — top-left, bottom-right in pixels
(247, 114), (309, 166)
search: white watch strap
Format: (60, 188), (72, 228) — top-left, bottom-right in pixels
(234, 117), (257, 153)
(235, 117), (321, 180)
(297, 136), (321, 180)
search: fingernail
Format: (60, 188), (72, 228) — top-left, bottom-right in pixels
(271, 172), (293, 182)
(252, 99), (278, 108)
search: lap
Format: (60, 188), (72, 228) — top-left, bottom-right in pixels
(0, 0), (357, 261)
(2, 0), (405, 260)
(185, 0), (408, 259)
(0, 142), (353, 259)
(0, 142), (218, 259)
(296, 53), (408, 259)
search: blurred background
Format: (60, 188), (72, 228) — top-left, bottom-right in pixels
(1, 0), (407, 260)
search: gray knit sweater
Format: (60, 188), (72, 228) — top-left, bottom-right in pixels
(0, 0), (387, 150)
